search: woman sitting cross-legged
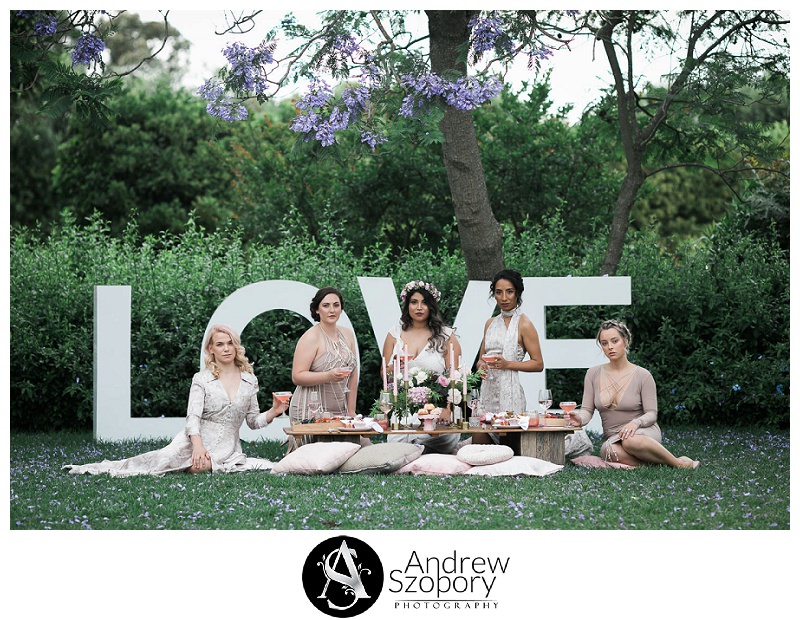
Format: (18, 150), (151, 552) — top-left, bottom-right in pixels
(568, 319), (699, 469)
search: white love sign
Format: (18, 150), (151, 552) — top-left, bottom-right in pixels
(94, 276), (630, 440)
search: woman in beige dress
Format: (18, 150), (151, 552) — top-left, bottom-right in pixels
(568, 319), (699, 468)
(289, 287), (358, 423)
(64, 324), (288, 476)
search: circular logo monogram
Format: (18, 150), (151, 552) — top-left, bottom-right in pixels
(302, 536), (384, 617)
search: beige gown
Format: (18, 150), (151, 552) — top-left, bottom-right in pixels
(63, 369), (273, 476)
(577, 364), (662, 459)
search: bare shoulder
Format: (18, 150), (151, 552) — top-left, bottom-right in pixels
(338, 325), (356, 347)
(518, 313), (538, 332)
(296, 324), (321, 348)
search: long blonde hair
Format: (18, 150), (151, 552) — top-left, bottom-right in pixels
(204, 324), (253, 378)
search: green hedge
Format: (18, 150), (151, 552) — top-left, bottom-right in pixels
(10, 210), (789, 431)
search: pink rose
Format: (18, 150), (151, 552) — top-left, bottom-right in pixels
(437, 374), (450, 387)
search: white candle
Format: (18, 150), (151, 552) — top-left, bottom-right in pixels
(449, 344), (455, 380)
(462, 359), (467, 398)
(393, 356), (399, 397)
(403, 345), (409, 383)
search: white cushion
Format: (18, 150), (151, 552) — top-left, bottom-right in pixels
(339, 443), (424, 474)
(272, 442), (361, 475)
(465, 456), (563, 477)
(456, 444), (513, 466)
(394, 454), (472, 475)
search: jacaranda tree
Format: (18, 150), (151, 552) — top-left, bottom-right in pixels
(197, 9), (583, 279)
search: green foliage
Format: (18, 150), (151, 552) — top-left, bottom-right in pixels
(52, 85), (239, 235)
(10, 208), (788, 432)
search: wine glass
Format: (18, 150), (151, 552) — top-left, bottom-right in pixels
(538, 389), (553, 414)
(559, 401), (577, 426)
(467, 389), (480, 415)
(306, 389), (322, 420)
(379, 390), (393, 415)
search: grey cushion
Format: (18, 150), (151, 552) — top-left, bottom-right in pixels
(339, 442), (424, 474)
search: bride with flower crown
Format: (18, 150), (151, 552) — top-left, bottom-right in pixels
(381, 280), (462, 454)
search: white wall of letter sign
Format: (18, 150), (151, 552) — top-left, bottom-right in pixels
(94, 276), (630, 441)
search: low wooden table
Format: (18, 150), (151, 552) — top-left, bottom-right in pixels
(283, 425), (578, 465)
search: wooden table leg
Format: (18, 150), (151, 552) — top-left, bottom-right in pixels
(519, 432), (566, 465)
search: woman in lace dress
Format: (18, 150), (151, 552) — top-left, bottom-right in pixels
(477, 270), (544, 412)
(381, 280), (462, 454)
(568, 319), (699, 468)
(64, 325), (288, 476)
(472, 270), (544, 446)
(289, 287), (358, 425)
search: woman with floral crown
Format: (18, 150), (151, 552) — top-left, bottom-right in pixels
(381, 280), (462, 454)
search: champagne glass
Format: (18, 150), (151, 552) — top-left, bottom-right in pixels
(337, 364), (354, 393)
(538, 389), (553, 413)
(273, 391), (292, 416)
(481, 349), (501, 381)
(559, 401), (577, 426)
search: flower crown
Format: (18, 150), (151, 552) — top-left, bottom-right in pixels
(400, 280), (442, 303)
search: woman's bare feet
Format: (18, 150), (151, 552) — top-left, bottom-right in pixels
(678, 456), (700, 469)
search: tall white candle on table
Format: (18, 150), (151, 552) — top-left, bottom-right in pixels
(449, 344), (455, 380)
(393, 356), (399, 397)
(403, 345), (409, 383)
(462, 358), (467, 399)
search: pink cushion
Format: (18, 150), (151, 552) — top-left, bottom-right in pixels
(272, 442), (361, 475)
(394, 454), (472, 475)
(571, 455), (635, 470)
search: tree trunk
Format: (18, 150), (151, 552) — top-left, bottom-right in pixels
(596, 11), (645, 276)
(426, 10), (505, 280)
(600, 168), (645, 275)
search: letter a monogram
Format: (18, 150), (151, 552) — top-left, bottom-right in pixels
(318, 539), (371, 611)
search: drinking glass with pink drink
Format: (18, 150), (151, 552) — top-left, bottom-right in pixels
(481, 350), (500, 380)
(272, 391), (292, 416)
(559, 401), (577, 426)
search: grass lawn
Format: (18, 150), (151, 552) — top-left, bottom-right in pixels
(9, 426), (789, 530)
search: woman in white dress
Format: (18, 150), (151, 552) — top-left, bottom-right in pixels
(477, 269), (544, 414)
(381, 280), (462, 454)
(475, 269), (593, 458)
(64, 325), (288, 476)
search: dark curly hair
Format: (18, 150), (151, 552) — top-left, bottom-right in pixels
(400, 286), (448, 353)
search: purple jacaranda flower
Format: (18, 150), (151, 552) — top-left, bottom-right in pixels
(469, 12), (512, 56)
(360, 130), (386, 150)
(72, 32), (105, 66)
(197, 79), (248, 121)
(34, 14), (58, 37)
(222, 41), (274, 95)
(295, 79), (334, 111)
